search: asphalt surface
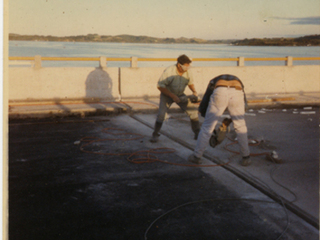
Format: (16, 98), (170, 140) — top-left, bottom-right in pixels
(8, 103), (319, 240)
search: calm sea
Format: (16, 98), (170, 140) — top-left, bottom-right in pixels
(9, 40), (320, 68)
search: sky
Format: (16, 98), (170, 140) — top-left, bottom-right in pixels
(8, 0), (320, 40)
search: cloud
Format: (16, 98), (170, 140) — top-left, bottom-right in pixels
(272, 16), (320, 25)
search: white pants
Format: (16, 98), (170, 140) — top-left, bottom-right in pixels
(194, 87), (250, 158)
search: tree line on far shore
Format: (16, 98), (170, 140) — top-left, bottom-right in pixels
(8, 33), (232, 44)
(232, 35), (320, 46)
(9, 33), (320, 46)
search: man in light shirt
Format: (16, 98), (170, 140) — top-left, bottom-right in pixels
(150, 54), (200, 143)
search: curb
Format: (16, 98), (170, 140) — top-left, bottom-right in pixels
(8, 97), (320, 119)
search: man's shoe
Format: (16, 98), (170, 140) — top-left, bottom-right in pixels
(240, 156), (251, 166)
(188, 154), (202, 164)
(150, 133), (160, 143)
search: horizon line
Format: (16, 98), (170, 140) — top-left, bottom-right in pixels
(8, 33), (318, 41)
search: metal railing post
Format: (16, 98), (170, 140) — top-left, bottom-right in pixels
(99, 56), (107, 68)
(286, 56), (293, 66)
(131, 56), (138, 68)
(34, 55), (42, 69)
(238, 57), (245, 66)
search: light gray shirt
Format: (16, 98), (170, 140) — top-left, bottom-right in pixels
(157, 65), (194, 96)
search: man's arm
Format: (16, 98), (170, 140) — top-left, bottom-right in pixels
(188, 84), (198, 96)
(157, 87), (181, 103)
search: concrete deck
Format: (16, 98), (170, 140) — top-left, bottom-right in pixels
(8, 93), (319, 240)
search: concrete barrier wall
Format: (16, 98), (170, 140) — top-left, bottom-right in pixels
(119, 67), (165, 99)
(9, 67), (120, 101)
(9, 65), (320, 101)
(120, 65), (320, 98)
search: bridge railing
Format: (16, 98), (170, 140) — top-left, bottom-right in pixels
(9, 56), (320, 68)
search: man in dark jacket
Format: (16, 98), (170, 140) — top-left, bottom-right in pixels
(188, 74), (251, 166)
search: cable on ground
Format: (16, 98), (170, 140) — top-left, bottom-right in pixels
(43, 123), (295, 238)
(224, 136), (297, 203)
(224, 136), (271, 157)
(79, 127), (230, 168)
(144, 198), (290, 240)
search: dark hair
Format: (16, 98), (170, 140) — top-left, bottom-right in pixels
(177, 54), (192, 65)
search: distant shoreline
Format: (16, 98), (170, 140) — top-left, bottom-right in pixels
(232, 35), (320, 46)
(9, 33), (232, 45)
(9, 33), (320, 46)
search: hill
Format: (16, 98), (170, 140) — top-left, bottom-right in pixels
(9, 33), (320, 46)
(231, 35), (320, 46)
(8, 33), (233, 44)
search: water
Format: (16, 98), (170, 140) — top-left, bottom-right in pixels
(9, 40), (320, 68)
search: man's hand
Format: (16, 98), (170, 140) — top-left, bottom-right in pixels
(188, 94), (199, 103)
(157, 87), (181, 103)
(172, 95), (181, 103)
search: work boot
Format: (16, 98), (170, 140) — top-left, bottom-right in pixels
(191, 118), (200, 140)
(188, 154), (202, 164)
(240, 156), (251, 166)
(150, 121), (163, 143)
(150, 133), (160, 143)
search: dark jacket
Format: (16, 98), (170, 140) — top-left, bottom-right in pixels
(198, 74), (247, 117)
